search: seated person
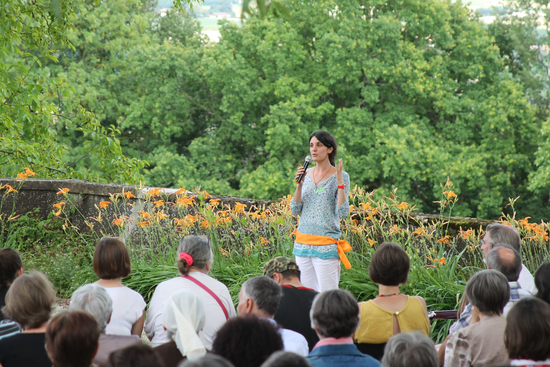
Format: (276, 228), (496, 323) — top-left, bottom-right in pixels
(104, 344), (165, 367)
(381, 332), (438, 367)
(354, 242), (429, 360)
(145, 235), (236, 350)
(444, 270), (510, 366)
(212, 315), (283, 367)
(0, 272), (56, 367)
(154, 290), (207, 367)
(263, 256), (319, 351)
(181, 355), (235, 367)
(0, 248), (23, 339)
(237, 276), (309, 356)
(45, 310), (100, 367)
(69, 284), (141, 367)
(261, 351), (311, 367)
(535, 262), (550, 305)
(505, 297), (550, 366)
(93, 237), (146, 336)
(307, 289), (380, 367)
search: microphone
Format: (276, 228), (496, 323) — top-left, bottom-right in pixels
(296, 156), (312, 184)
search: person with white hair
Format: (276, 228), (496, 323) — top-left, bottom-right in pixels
(154, 290), (207, 367)
(381, 332), (437, 367)
(70, 284), (141, 367)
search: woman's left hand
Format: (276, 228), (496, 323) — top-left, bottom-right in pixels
(336, 158), (344, 185)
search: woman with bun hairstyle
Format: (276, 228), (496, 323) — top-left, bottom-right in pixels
(291, 130), (351, 291)
(145, 235), (236, 351)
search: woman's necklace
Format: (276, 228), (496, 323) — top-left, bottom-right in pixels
(377, 292), (403, 298)
(313, 166), (332, 188)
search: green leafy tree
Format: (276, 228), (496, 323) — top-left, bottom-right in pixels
(129, 0), (541, 219)
(1, 0), (144, 183)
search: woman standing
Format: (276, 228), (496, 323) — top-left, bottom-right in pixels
(291, 130), (351, 292)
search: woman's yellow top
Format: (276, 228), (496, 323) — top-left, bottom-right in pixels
(354, 296), (430, 344)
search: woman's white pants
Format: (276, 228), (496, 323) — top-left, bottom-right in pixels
(294, 256), (341, 292)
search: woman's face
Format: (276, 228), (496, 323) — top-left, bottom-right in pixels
(310, 136), (333, 163)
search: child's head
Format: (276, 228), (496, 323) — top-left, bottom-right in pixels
(93, 237), (131, 280)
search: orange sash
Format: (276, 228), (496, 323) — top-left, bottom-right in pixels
(292, 230), (353, 269)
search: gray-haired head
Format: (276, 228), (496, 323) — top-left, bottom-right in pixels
(381, 332), (438, 367)
(69, 283), (112, 333)
(310, 289), (359, 339)
(177, 235), (213, 276)
(486, 223), (522, 253)
(487, 245), (522, 282)
(241, 276), (282, 317)
(260, 351), (310, 367)
(466, 269), (510, 316)
(179, 354), (235, 367)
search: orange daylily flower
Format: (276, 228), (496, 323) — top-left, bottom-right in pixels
(176, 195), (195, 208)
(200, 220), (210, 229)
(260, 237), (270, 245)
(153, 200), (165, 208)
(123, 189), (136, 199)
(137, 221), (149, 228)
(53, 201), (66, 216)
(24, 168), (36, 177)
(112, 216), (126, 226)
(398, 202), (409, 211)
(147, 188), (162, 197)
(438, 235), (451, 245)
(413, 227), (425, 237)
(99, 201), (111, 209)
(3, 184), (17, 194)
(16, 173), (28, 181)
(443, 190), (458, 200)
(209, 199), (221, 206)
(367, 238), (377, 247)
(234, 202), (247, 213)
(57, 188), (70, 195)
(359, 202), (372, 210)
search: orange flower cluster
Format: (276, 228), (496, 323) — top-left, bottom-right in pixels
(16, 168), (36, 181)
(459, 229), (474, 240)
(398, 202), (409, 211)
(57, 188), (70, 195)
(438, 235), (451, 245)
(518, 217), (549, 242)
(234, 202), (247, 213)
(99, 201), (111, 209)
(53, 202), (66, 216)
(123, 189), (136, 199)
(1, 184), (18, 194)
(176, 195), (195, 208)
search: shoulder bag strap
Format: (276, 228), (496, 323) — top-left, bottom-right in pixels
(182, 275), (229, 320)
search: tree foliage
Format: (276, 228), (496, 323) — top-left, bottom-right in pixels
(1, 0), (144, 183)
(117, 0), (543, 219)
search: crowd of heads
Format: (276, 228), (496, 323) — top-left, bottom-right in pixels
(0, 222), (549, 367)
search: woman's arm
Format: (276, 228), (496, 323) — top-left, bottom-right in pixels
(131, 309), (145, 336)
(291, 166), (306, 216)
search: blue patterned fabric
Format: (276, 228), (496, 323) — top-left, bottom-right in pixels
(291, 170), (350, 259)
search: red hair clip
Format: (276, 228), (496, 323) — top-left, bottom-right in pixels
(179, 252), (194, 266)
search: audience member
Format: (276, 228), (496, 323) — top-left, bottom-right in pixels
(0, 271), (55, 367)
(505, 297), (550, 366)
(180, 354), (235, 367)
(534, 262), (550, 305)
(444, 270), (510, 366)
(212, 315), (283, 367)
(237, 276), (309, 356)
(354, 242), (429, 360)
(105, 344), (164, 367)
(145, 235), (236, 349)
(45, 310), (100, 367)
(380, 332), (437, 367)
(69, 284), (141, 367)
(450, 245), (531, 336)
(93, 237), (146, 336)
(154, 290), (207, 367)
(308, 289), (380, 367)
(264, 257), (319, 351)
(261, 351), (311, 367)
(487, 245), (532, 314)
(0, 248), (23, 339)
(480, 223), (536, 292)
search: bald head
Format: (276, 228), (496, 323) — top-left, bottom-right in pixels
(487, 245), (522, 282)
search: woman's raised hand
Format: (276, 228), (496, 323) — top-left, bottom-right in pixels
(295, 166), (306, 185)
(336, 158), (344, 185)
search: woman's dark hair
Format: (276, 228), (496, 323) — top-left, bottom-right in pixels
(180, 355), (235, 367)
(106, 344), (164, 367)
(310, 289), (359, 338)
(46, 310), (100, 367)
(0, 248), (22, 286)
(177, 235), (212, 276)
(505, 297), (550, 361)
(93, 237), (131, 279)
(309, 131), (337, 166)
(369, 242), (410, 286)
(212, 315), (283, 367)
(535, 263), (550, 305)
